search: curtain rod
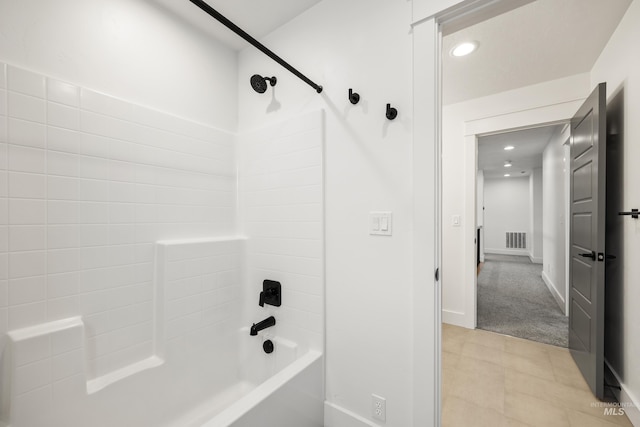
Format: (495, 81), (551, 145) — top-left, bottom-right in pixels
(188, 0), (323, 94)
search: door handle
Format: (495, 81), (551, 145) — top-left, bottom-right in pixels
(579, 251), (596, 260)
(618, 209), (638, 219)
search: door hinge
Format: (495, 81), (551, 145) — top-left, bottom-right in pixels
(435, 268), (440, 281)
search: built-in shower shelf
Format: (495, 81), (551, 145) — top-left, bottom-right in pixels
(6, 316), (83, 343)
(2, 316), (167, 410)
(86, 356), (164, 394)
(2, 316), (86, 423)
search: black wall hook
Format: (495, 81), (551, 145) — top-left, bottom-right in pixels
(349, 88), (360, 105)
(386, 103), (398, 120)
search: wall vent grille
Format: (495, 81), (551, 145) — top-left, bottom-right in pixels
(506, 232), (526, 249)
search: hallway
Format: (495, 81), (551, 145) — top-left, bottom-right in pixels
(442, 324), (632, 426)
(477, 254), (568, 347)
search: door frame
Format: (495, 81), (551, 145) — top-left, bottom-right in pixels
(463, 112), (577, 328)
(412, 1), (586, 424)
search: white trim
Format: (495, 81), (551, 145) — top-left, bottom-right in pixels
(412, 0), (534, 29)
(412, 15), (440, 427)
(324, 402), (380, 427)
(460, 102), (584, 332)
(563, 141), (571, 316)
(465, 135), (478, 329)
(484, 248), (529, 256)
(464, 101), (583, 137)
(541, 270), (566, 315)
(442, 310), (474, 329)
(605, 361), (640, 426)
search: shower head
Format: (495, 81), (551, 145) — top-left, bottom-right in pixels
(250, 74), (277, 93)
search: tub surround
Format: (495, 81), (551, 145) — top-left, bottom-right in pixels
(0, 63), (325, 426)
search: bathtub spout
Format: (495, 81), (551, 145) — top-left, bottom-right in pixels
(250, 316), (276, 336)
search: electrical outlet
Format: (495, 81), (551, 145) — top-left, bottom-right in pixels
(372, 394), (386, 422)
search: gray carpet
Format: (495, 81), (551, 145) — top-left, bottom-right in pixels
(477, 254), (568, 347)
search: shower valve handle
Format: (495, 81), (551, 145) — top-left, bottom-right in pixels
(259, 288), (277, 307)
(259, 280), (282, 307)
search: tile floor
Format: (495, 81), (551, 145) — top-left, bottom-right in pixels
(442, 324), (633, 427)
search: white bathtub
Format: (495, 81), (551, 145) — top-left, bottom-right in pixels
(201, 348), (324, 427)
(1, 327), (323, 427)
(164, 333), (324, 427)
(164, 333), (325, 427)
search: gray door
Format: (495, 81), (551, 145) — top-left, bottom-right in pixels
(569, 82), (606, 400)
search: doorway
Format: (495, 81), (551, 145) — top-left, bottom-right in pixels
(411, 0), (632, 424)
(431, 0), (632, 425)
(475, 125), (569, 348)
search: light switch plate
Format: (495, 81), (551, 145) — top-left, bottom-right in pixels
(370, 212), (392, 236)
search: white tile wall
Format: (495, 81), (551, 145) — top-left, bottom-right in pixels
(239, 110), (324, 353)
(157, 238), (243, 349)
(0, 63), (237, 380)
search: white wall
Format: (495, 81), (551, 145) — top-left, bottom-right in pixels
(238, 1), (415, 425)
(442, 73), (590, 327)
(0, 0), (238, 130)
(483, 177), (530, 254)
(542, 126), (569, 312)
(529, 167), (543, 263)
(590, 0), (640, 423)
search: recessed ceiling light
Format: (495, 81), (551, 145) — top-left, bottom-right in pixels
(504, 146), (515, 151)
(504, 174), (511, 177)
(504, 162), (512, 168)
(450, 41), (478, 57)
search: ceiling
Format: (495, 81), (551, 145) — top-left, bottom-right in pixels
(154, 0), (322, 51)
(443, 0), (632, 105)
(478, 125), (565, 179)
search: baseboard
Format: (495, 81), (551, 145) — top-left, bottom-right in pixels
(442, 309), (474, 329)
(324, 401), (379, 427)
(605, 361), (640, 426)
(541, 270), (566, 315)
(528, 254), (543, 264)
(485, 248), (529, 257)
